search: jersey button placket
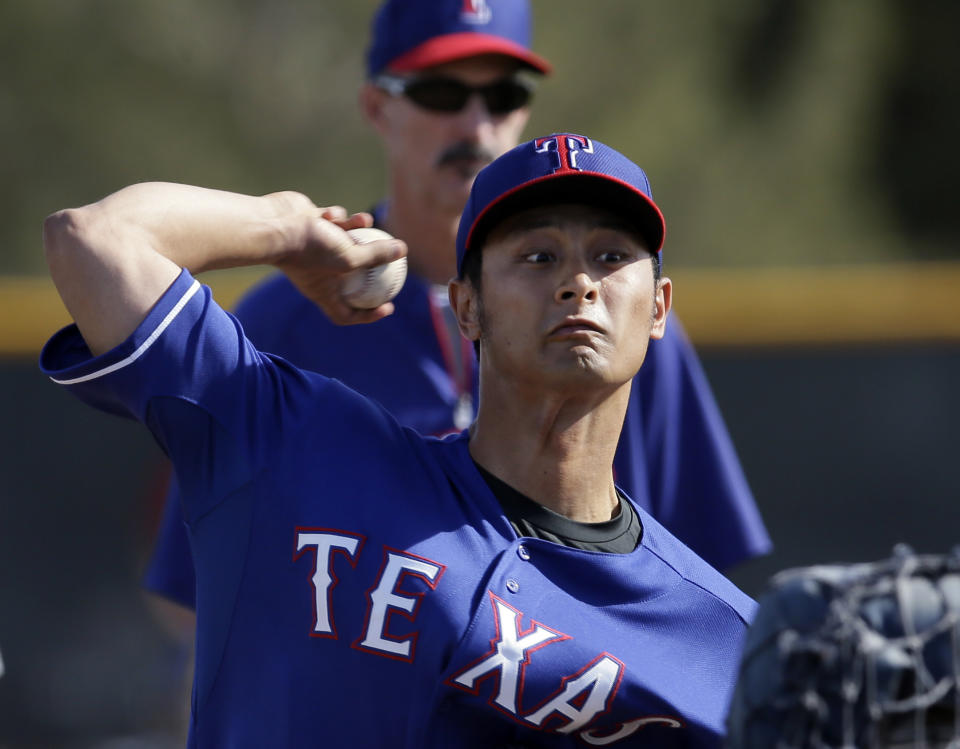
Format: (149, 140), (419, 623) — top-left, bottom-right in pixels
(506, 544), (530, 592)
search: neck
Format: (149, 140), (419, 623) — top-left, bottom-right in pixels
(380, 191), (461, 285)
(469, 378), (631, 523)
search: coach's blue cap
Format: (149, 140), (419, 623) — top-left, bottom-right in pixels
(456, 133), (666, 275)
(366, 0), (551, 78)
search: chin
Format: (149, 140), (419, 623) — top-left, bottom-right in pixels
(540, 353), (619, 387)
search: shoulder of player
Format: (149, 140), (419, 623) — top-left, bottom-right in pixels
(637, 509), (757, 625)
(627, 313), (724, 417)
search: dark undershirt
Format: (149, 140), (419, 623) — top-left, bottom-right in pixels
(474, 462), (643, 554)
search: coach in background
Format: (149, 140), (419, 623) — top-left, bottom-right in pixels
(41, 132), (755, 747)
(143, 0), (771, 615)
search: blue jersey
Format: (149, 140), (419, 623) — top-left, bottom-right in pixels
(42, 271), (755, 747)
(144, 262), (770, 608)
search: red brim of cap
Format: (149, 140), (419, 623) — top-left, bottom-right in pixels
(463, 172), (665, 271)
(387, 32), (552, 75)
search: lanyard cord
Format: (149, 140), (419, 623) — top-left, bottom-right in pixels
(373, 205), (474, 431)
(427, 287), (475, 430)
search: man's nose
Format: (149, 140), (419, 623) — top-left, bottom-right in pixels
(555, 270), (600, 304)
(453, 93), (496, 137)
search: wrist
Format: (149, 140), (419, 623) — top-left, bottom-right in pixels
(260, 191), (317, 267)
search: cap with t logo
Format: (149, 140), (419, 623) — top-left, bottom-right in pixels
(456, 133), (666, 275)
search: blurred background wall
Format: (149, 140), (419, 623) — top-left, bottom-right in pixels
(1, 0), (958, 746)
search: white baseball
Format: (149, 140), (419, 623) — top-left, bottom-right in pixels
(341, 227), (408, 309)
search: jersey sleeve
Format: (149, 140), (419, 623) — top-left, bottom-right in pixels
(613, 318), (772, 571)
(39, 269), (326, 524)
(140, 274), (303, 611)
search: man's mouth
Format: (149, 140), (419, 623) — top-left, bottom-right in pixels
(437, 142), (494, 170)
(547, 318), (605, 339)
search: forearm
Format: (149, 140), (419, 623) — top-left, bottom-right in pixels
(73, 182), (316, 271)
(45, 181), (404, 356)
(44, 183), (316, 356)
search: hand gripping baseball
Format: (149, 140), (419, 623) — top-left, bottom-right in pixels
(341, 228), (407, 310)
(276, 207), (407, 325)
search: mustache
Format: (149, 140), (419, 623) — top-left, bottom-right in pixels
(436, 142), (496, 168)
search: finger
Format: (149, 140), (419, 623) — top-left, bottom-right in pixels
(305, 218), (361, 269)
(332, 212), (374, 231)
(323, 297), (396, 326)
(318, 205), (348, 221)
(348, 301), (395, 324)
(346, 238), (407, 270)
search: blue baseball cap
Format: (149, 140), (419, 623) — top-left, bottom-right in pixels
(366, 0), (551, 78)
(456, 134), (666, 276)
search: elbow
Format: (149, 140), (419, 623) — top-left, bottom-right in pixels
(43, 206), (97, 272)
(43, 208), (80, 263)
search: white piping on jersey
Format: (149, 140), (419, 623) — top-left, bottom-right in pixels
(50, 279), (202, 385)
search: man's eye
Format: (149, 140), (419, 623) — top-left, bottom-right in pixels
(523, 251), (554, 264)
(597, 251), (628, 263)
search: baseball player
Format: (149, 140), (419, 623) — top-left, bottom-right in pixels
(144, 0), (771, 613)
(42, 134), (755, 746)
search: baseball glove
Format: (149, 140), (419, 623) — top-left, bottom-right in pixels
(726, 544), (960, 748)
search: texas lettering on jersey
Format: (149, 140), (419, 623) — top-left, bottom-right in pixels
(294, 528), (683, 744)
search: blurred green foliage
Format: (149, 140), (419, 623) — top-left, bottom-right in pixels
(2, 0), (958, 274)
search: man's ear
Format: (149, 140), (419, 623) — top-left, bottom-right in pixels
(448, 278), (482, 342)
(650, 277), (672, 340)
(358, 82), (389, 135)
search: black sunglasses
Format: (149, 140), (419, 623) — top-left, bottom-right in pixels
(375, 74), (534, 115)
